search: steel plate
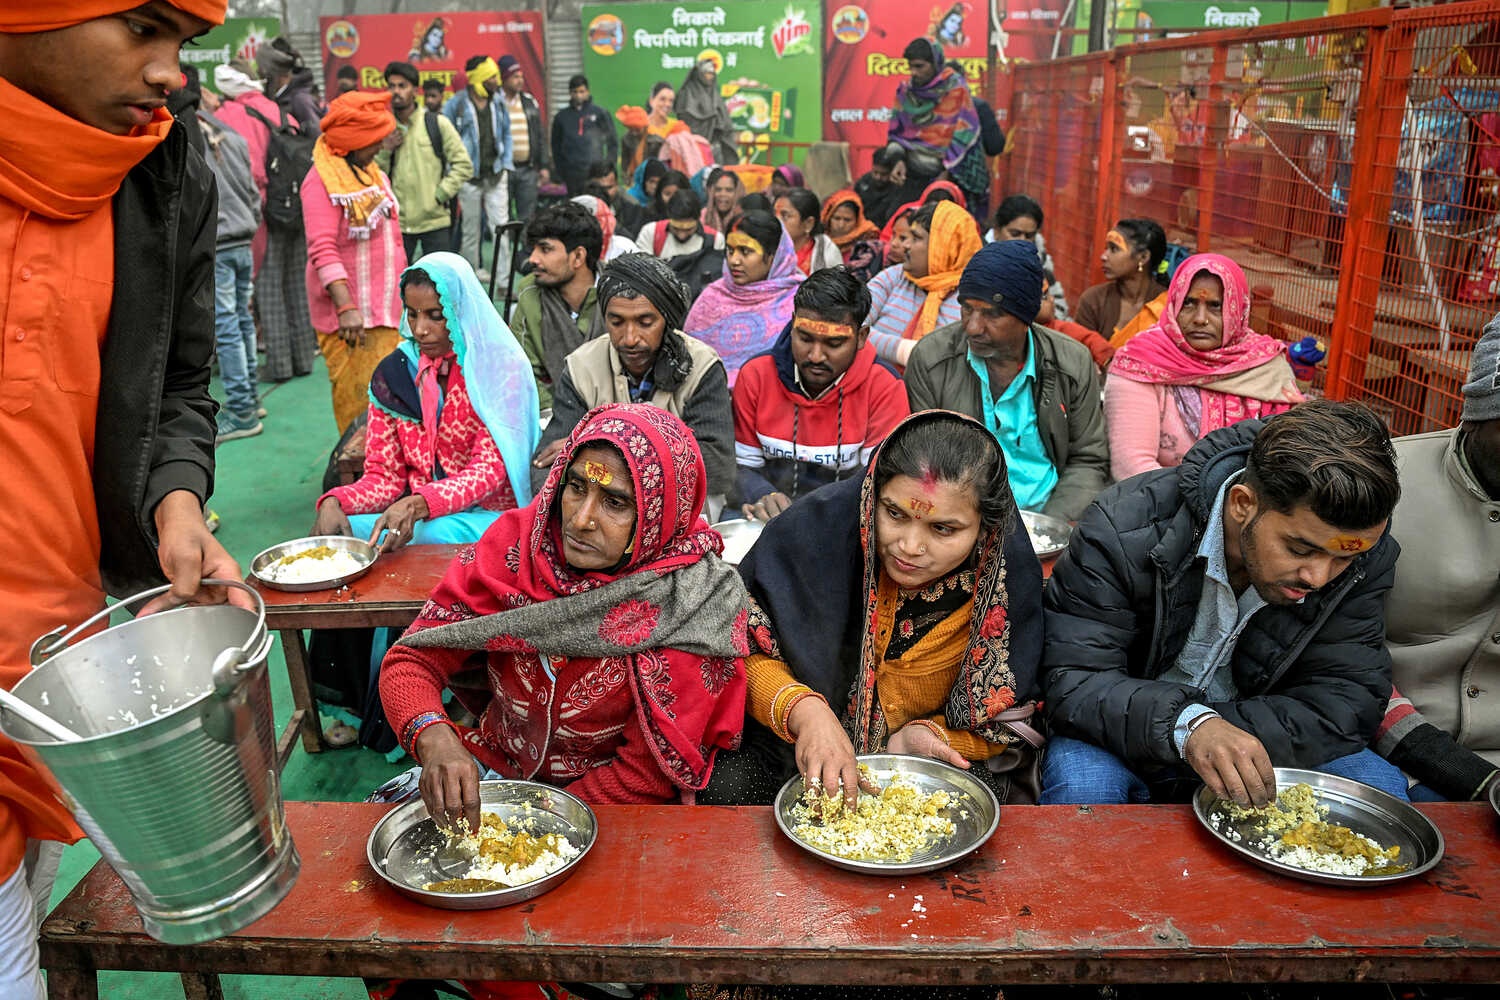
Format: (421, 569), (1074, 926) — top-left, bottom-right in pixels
(1193, 768), (1444, 887)
(710, 518), (764, 566)
(367, 779), (596, 910)
(1019, 510), (1071, 558)
(773, 754), (1000, 876)
(250, 535), (377, 593)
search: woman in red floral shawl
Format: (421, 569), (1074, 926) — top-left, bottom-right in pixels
(379, 403), (749, 830)
(701, 410), (1046, 809)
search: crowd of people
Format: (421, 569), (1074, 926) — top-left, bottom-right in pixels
(2, 3), (1499, 999)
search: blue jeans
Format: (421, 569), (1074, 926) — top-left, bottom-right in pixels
(1039, 735), (1412, 804)
(213, 245), (258, 415)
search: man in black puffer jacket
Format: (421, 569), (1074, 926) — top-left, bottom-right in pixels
(1040, 401), (1410, 807)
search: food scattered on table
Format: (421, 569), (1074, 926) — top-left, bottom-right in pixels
(1214, 782), (1408, 876)
(259, 544), (367, 585)
(423, 811), (579, 891)
(789, 766), (955, 862)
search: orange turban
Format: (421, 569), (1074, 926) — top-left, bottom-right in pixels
(0, 1), (227, 32)
(319, 91), (398, 157)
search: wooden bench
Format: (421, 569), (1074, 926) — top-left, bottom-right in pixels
(39, 801), (1500, 997)
(252, 544), (1061, 760)
(250, 544), (464, 757)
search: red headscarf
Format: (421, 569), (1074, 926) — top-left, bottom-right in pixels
(403, 404), (748, 790)
(1108, 253), (1302, 433)
(0, 1), (226, 31)
(879, 199), (922, 244)
(921, 178), (968, 209)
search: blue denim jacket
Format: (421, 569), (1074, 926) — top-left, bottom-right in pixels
(442, 90), (513, 177)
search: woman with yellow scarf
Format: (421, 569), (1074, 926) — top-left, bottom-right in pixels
(302, 90), (407, 433)
(865, 199), (983, 367)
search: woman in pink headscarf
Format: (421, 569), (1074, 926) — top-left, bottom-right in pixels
(1103, 253), (1303, 480)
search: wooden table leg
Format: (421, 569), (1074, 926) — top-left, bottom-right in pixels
(276, 709), (306, 772)
(278, 628), (325, 755)
(46, 967), (98, 1000)
(181, 972), (224, 1000)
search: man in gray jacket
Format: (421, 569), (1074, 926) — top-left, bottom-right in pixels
(1376, 313), (1500, 800)
(198, 91), (263, 440)
(905, 240), (1108, 522)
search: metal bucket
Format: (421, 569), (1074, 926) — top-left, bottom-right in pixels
(0, 580), (299, 944)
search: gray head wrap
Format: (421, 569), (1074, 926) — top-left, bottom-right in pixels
(256, 38), (300, 79)
(1462, 312), (1500, 423)
(597, 253), (693, 334)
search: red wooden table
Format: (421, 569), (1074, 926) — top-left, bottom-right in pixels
(39, 801), (1500, 996)
(250, 544), (463, 758)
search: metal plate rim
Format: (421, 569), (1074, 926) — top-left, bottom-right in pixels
(365, 778), (597, 910)
(1192, 766), (1445, 887)
(250, 535), (378, 593)
(773, 753), (1000, 876)
(1018, 510), (1071, 558)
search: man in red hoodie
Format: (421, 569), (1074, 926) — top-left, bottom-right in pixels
(735, 266), (910, 521)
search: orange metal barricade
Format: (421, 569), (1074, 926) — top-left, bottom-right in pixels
(1003, 0), (1500, 434)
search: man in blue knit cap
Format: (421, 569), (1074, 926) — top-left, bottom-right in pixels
(905, 239), (1107, 521)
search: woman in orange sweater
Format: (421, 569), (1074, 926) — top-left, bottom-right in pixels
(701, 410), (1045, 807)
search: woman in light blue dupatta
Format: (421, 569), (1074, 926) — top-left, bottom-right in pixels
(315, 251), (540, 547)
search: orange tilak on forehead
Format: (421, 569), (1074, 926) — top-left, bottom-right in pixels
(796, 319), (854, 339)
(583, 460), (614, 486)
(1327, 535), (1373, 554)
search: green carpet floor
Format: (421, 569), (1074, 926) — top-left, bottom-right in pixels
(47, 361), (407, 998)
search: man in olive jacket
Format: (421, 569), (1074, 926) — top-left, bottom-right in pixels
(905, 240), (1107, 522)
(1040, 402), (1410, 807)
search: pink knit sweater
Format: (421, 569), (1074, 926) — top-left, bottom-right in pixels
(318, 368), (516, 518)
(300, 167), (406, 334)
(1102, 376), (1197, 480)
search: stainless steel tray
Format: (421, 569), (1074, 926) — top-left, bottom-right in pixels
(1193, 767), (1444, 887)
(710, 518), (764, 566)
(368, 779), (596, 910)
(773, 753), (999, 876)
(1019, 510), (1071, 558)
(250, 535), (377, 592)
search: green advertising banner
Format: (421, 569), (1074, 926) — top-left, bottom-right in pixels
(581, 1), (823, 157)
(185, 17), (281, 94)
(1118, 1), (1327, 33)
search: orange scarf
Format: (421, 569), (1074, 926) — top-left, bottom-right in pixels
(0, 1), (225, 31)
(0, 77), (172, 221)
(821, 189), (881, 253)
(909, 200), (982, 339)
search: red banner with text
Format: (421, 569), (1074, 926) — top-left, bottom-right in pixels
(319, 11), (546, 117)
(823, 1), (989, 176)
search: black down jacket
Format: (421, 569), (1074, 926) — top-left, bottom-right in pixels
(1041, 420), (1397, 771)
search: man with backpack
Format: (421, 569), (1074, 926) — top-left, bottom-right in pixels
(240, 40), (319, 381)
(382, 61), (472, 261)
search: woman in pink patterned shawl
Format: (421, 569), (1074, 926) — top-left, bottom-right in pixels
(1104, 253), (1303, 480)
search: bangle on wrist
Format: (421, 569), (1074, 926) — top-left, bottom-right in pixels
(910, 719), (952, 746)
(404, 711), (455, 758)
